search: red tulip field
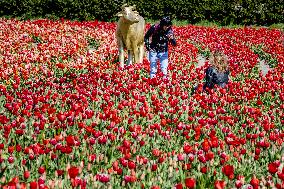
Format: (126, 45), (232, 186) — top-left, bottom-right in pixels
(0, 18), (284, 189)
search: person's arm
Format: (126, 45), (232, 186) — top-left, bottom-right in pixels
(224, 70), (230, 83)
(144, 25), (155, 51)
(167, 28), (177, 46)
(205, 67), (215, 88)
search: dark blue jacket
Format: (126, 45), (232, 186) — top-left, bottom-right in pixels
(144, 24), (177, 53)
(203, 66), (229, 89)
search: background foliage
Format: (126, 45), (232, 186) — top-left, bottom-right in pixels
(0, 0), (283, 25)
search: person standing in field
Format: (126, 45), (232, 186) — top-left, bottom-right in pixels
(144, 16), (177, 80)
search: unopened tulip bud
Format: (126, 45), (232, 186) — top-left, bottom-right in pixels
(104, 156), (108, 164)
(147, 166), (151, 173)
(49, 180), (55, 188)
(93, 181), (98, 188)
(99, 154), (104, 161)
(158, 176), (162, 183)
(88, 163), (91, 171)
(140, 173), (145, 180)
(169, 167), (173, 178)
(131, 170), (136, 176)
(169, 157), (173, 165)
(173, 161), (177, 168)
(96, 155), (100, 163)
(58, 180), (63, 188)
(122, 181), (126, 187)
(91, 174), (96, 182)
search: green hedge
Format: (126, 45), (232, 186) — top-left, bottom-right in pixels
(0, 0), (283, 25)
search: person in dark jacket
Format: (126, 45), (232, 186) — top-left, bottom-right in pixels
(193, 49), (230, 93)
(144, 16), (177, 79)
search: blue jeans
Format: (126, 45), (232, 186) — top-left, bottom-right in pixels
(149, 51), (169, 79)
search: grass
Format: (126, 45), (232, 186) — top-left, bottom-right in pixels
(194, 20), (220, 27)
(146, 19), (192, 27)
(145, 18), (284, 30)
(1, 15), (283, 30)
(269, 23), (284, 30)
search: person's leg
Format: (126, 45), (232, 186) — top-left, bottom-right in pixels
(149, 51), (158, 79)
(159, 51), (169, 79)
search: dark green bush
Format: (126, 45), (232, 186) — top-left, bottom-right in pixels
(0, 0), (283, 25)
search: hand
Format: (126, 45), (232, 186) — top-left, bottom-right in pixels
(167, 34), (174, 40)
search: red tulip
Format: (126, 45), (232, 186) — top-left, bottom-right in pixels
(98, 135), (107, 144)
(66, 135), (75, 146)
(123, 139), (131, 148)
(152, 148), (160, 157)
(16, 144), (22, 152)
(124, 175), (136, 183)
(222, 164), (234, 179)
(117, 168), (123, 175)
(250, 176), (259, 188)
(24, 171), (30, 179)
(8, 156), (14, 164)
(89, 137), (96, 145)
(139, 140), (145, 146)
(29, 181), (37, 189)
(68, 166), (79, 179)
(214, 180), (226, 189)
(235, 180), (242, 188)
(175, 183), (183, 189)
(97, 174), (110, 183)
(151, 186), (160, 189)
(38, 166), (45, 174)
(185, 178), (196, 188)
(151, 164), (158, 171)
(268, 161), (279, 174)
(177, 154), (185, 161)
(127, 160), (136, 169)
(200, 166), (207, 174)
(57, 112), (66, 122)
(57, 170), (65, 176)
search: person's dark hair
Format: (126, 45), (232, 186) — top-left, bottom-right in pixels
(160, 16), (172, 27)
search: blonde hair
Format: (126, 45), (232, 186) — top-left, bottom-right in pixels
(209, 50), (229, 72)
